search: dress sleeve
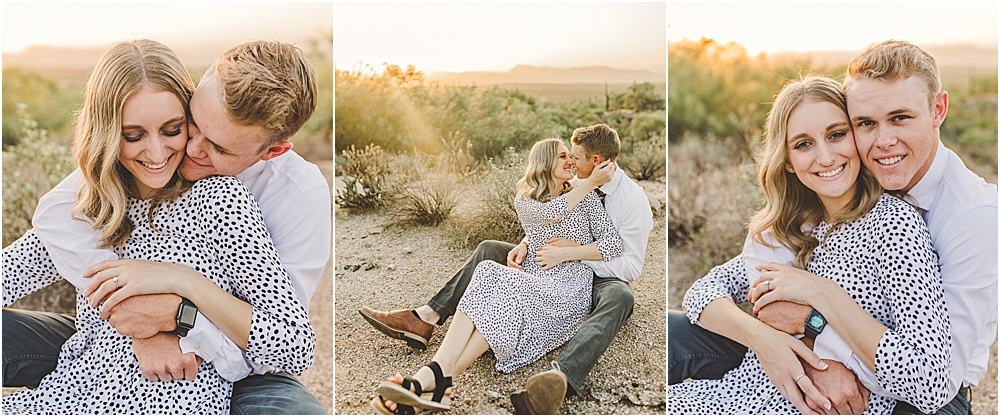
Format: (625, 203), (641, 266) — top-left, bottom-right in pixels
(872, 198), (952, 413)
(2, 230), (63, 307)
(516, 194), (569, 231)
(195, 177), (316, 375)
(581, 191), (622, 261)
(682, 255), (749, 327)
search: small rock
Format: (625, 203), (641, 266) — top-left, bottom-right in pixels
(370, 227), (383, 235)
(485, 390), (502, 401)
(387, 264), (396, 271)
(402, 247), (414, 254)
(364, 262), (377, 271)
(591, 391), (620, 404)
(344, 264), (361, 272)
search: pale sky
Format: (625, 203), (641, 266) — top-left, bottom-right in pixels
(2, 2), (332, 53)
(668, 2), (998, 55)
(335, 2), (667, 73)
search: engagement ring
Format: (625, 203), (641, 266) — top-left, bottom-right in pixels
(794, 373), (805, 383)
(113, 277), (120, 289)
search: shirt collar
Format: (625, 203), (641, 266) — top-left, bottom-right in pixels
(906, 140), (948, 213)
(236, 158), (268, 184)
(598, 167), (626, 196)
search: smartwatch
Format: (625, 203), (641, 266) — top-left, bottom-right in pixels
(173, 297), (198, 337)
(803, 309), (827, 340)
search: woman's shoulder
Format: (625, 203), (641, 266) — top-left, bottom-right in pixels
(185, 176), (254, 203)
(870, 193), (922, 221)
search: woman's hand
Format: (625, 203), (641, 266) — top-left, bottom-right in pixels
(582, 160), (616, 188)
(749, 262), (833, 315)
(535, 245), (573, 270)
(83, 259), (203, 317)
(748, 326), (833, 414)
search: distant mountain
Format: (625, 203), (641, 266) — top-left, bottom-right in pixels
(429, 65), (666, 85)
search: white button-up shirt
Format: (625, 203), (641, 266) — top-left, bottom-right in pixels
(580, 169), (654, 282)
(31, 150), (331, 381)
(743, 141), (998, 400)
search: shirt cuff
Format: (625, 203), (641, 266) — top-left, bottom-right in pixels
(178, 312), (253, 382)
(813, 326), (894, 399)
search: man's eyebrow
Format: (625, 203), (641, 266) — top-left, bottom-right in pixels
(851, 114), (873, 122)
(205, 137), (232, 154)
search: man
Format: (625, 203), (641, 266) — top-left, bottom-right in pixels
(669, 40), (998, 415)
(360, 124), (654, 414)
(2, 40), (332, 414)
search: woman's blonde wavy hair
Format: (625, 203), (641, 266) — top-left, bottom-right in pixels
(748, 75), (884, 268)
(73, 39), (196, 249)
(516, 138), (571, 202)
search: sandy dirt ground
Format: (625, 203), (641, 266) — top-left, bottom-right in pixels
(334, 179), (666, 414)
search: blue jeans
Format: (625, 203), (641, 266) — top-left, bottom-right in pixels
(2, 308), (326, 414)
(669, 309), (973, 414)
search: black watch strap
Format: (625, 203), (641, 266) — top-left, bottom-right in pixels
(173, 297), (198, 337)
(803, 309), (826, 340)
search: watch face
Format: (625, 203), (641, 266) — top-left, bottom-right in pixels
(179, 305), (198, 327)
(809, 315), (824, 328)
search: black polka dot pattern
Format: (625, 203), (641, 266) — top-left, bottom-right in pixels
(2, 176), (315, 414)
(458, 190), (622, 373)
(670, 194), (951, 414)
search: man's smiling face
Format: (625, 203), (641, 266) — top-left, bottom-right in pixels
(846, 76), (945, 192)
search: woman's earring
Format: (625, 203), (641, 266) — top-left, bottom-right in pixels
(786, 167), (794, 173)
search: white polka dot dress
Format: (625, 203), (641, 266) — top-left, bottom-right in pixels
(670, 194), (951, 415)
(458, 190), (622, 373)
(2, 176), (315, 414)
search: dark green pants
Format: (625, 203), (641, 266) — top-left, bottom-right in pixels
(427, 240), (634, 393)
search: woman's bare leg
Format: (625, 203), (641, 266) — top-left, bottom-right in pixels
(451, 327), (490, 376)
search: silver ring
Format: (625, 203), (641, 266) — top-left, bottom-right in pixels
(765, 280), (771, 291)
(794, 373), (805, 383)
(113, 277), (120, 289)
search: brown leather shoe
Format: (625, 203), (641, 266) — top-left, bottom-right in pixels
(510, 365), (567, 414)
(359, 307), (434, 349)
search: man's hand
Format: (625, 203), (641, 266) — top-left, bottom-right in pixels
(132, 333), (202, 382)
(107, 294), (182, 338)
(506, 242), (528, 269)
(757, 301), (812, 335)
(801, 360), (870, 415)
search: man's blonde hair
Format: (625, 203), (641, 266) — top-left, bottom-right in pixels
(570, 124), (620, 162)
(209, 40), (317, 149)
(845, 40), (941, 109)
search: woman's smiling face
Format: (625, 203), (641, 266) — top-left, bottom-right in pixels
(119, 84), (188, 198)
(785, 99), (861, 217)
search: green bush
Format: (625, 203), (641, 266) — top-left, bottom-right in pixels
(452, 147), (525, 248)
(2, 104), (77, 314)
(335, 144), (394, 210)
(3, 104), (75, 246)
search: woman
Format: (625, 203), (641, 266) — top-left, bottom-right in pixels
(668, 76), (951, 414)
(372, 138), (623, 414)
(1, 39), (314, 414)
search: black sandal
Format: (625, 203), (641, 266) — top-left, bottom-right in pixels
(377, 361), (453, 412)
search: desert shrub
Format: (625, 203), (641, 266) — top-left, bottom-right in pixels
(3, 104), (75, 246)
(3, 104), (77, 314)
(335, 144), (394, 210)
(667, 138), (759, 262)
(394, 174), (463, 226)
(453, 147), (525, 248)
(621, 137), (666, 181)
